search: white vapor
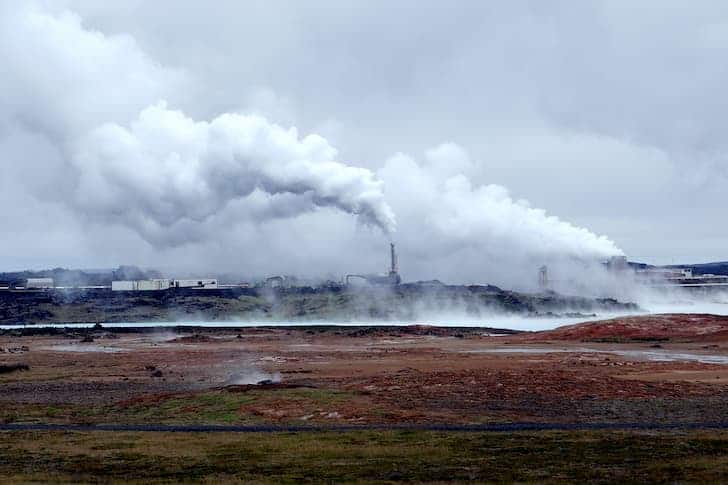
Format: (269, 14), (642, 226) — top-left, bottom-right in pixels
(0, 2), (626, 287)
(378, 144), (623, 286)
(0, 3), (395, 247)
(71, 102), (396, 246)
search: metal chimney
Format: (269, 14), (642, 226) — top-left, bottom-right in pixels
(390, 243), (398, 274)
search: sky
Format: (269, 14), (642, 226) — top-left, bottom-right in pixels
(1, 1), (727, 288)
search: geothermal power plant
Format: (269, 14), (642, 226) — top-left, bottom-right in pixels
(0, 244), (403, 294)
(2, 245), (728, 296)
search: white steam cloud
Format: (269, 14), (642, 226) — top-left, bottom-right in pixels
(0, 3), (395, 246)
(0, 2), (624, 283)
(379, 145), (622, 267)
(71, 102), (396, 245)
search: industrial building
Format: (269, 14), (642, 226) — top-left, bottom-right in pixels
(111, 278), (218, 292)
(605, 256), (629, 272)
(538, 265), (549, 290)
(111, 279), (171, 291)
(172, 279), (218, 289)
(3, 244), (403, 295)
(345, 243), (401, 286)
(602, 256), (728, 289)
(24, 278), (54, 289)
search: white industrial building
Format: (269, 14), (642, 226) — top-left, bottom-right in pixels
(112, 279), (171, 291)
(25, 278), (54, 289)
(111, 278), (218, 292)
(172, 279), (218, 289)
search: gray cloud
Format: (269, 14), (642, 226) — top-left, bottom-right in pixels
(1, 0), (726, 287)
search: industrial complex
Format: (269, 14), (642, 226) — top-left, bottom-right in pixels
(2, 244), (728, 296)
(0, 244), (403, 294)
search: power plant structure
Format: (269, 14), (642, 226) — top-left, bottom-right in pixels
(111, 278), (219, 292)
(538, 265), (549, 290)
(345, 243), (401, 286)
(0, 243), (404, 295)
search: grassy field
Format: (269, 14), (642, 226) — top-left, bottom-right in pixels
(0, 388), (364, 426)
(2, 429), (728, 482)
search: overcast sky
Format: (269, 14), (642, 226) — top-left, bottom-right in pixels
(1, 1), (727, 287)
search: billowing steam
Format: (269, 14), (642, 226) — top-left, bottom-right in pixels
(71, 102), (396, 246)
(225, 368), (282, 386)
(0, 4), (394, 247)
(0, 3), (625, 283)
(379, 146), (622, 270)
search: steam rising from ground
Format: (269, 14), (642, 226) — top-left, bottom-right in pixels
(225, 368), (281, 386)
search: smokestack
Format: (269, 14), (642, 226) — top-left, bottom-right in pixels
(390, 242), (398, 274)
(538, 265), (549, 290)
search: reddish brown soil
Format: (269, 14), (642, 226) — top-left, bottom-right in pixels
(2, 316), (728, 425)
(524, 314), (728, 342)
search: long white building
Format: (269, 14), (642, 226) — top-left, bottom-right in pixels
(111, 278), (218, 291)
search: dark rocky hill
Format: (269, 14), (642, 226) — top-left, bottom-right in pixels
(0, 284), (638, 325)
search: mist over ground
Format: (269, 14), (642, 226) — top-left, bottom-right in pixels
(1, 1), (726, 295)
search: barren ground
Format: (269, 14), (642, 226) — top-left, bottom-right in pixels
(3, 314), (728, 426)
(5, 314), (728, 481)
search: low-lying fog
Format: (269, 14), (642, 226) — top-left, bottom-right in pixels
(3, 299), (727, 332)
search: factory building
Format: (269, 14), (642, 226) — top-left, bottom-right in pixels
(112, 279), (171, 291)
(636, 268), (693, 281)
(111, 278), (219, 291)
(345, 243), (401, 286)
(25, 278), (54, 289)
(538, 265), (549, 290)
(605, 256), (629, 272)
(172, 279), (218, 289)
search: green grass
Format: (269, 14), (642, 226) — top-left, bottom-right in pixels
(109, 391), (261, 424)
(0, 389), (360, 426)
(2, 429), (728, 482)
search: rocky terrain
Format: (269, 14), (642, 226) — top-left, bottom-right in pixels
(2, 314), (728, 426)
(0, 285), (638, 324)
(527, 313), (728, 342)
(3, 314), (728, 481)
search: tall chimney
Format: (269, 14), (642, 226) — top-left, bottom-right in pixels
(390, 243), (397, 274)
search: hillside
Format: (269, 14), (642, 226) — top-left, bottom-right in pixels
(525, 314), (728, 342)
(0, 285), (638, 324)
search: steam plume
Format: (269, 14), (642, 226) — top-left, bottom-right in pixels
(0, 3), (626, 282)
(71, 102), (396, 246)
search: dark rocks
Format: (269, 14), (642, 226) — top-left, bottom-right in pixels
(0, 283), (641, 325)
(0, 346), (29, 354)
(0, 363), (29, 374)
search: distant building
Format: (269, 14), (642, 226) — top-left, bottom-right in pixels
(111, 279), (170, 291)
(111, 278), (220, 291)
(345, 243), (402, 287)
(605, 256), (628, 272)
(25, 278), (54, 289)
(172, 279), (218, 289)
(538, 265), (549, 290)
